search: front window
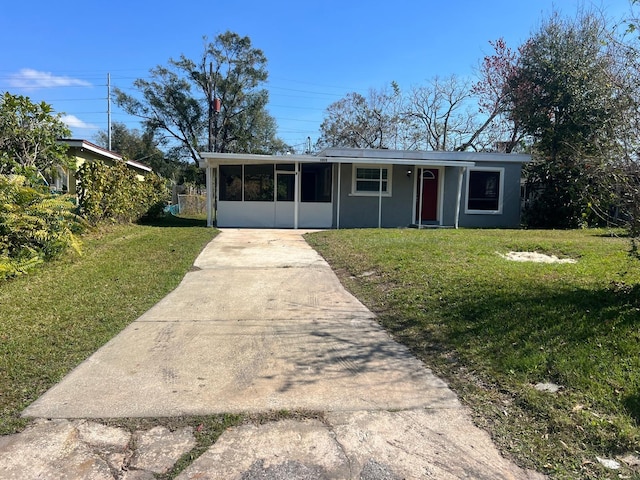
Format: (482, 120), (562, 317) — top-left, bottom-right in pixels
(466, 168), (503, 213)
(352, 165), (392, 196)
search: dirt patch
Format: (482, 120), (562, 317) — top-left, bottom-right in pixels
(498, 251), (577, 264)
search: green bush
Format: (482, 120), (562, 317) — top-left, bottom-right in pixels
(77, 161), (168, 224)
(0, 175), (85, 280)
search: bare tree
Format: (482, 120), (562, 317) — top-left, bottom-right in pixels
(316, 83), (406, 149)
(406, 75), (477, 151)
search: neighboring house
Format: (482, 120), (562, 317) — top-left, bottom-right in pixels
(198, 147), (531, 229)
(51, 139), (152, 194)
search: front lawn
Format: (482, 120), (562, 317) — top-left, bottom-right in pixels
(0, 216), (216, 435)
(306, 228), (640, 480)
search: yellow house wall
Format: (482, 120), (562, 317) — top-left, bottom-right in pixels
(66, 149), (118, 194)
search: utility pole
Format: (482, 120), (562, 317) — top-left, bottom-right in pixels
(207, 62), (221, 152)
(208, 63), (213, 152)
(107, 73), (112, 151)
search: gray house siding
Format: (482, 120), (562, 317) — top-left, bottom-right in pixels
(336, 162), (523, 229)
(456, 162), (523, 228)
(333, 164), (415, 228)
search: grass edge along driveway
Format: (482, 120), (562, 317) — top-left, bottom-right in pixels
(306, 228), (640, 480)
(0, 216), (217, 435)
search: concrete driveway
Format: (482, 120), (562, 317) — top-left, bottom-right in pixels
(17, 229), (543, 479)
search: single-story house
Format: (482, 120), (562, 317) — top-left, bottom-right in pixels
(198, 147), (531, 229)
(50, 139), (152, 194)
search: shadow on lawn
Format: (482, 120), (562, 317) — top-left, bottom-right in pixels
(137, 214), (208, 228)
(624, 393), (640, 424)
(375, 280), (640, 420)
(447, 282), (639, 342)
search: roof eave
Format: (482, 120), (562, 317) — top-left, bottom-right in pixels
(125, 160), (153, 172)
(59, 138), (123, 162)
(318, 147), (531, 163)
(198, 152), (318, 167)
(198, 149), (530, 168)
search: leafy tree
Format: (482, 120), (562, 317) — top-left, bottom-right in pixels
(114, 67), (203, 163)
(115, 31), (288, 161)
(240, 107), (291, 155)
(595, 3), (640, 242)
(508, 11), (628, 228)
(95, 122), (182, 178)
(0, 92), (72, 177)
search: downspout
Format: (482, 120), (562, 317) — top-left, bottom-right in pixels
(455, 166), (465, 229)
(336, 163), (341, 229)
(418, 168), (424, 228)
(294, 161), (299, 229)
(378, 167), (383, 228)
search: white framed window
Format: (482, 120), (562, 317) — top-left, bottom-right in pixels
(351, 165), (392, 196)
(465, 167), (504, 214)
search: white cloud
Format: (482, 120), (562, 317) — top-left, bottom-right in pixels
(9, 69), (92, 89)
(61, 115), (98, 131)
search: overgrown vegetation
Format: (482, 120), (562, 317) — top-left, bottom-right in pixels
(0, 175), (86, 280)
(510, 12), (639, 232)
(307, 228), (640, 480)
(0, 216), (216, 435)
(0, 92), (72, 176)
(0, 159), (168, 280)
(77, 161), (169, 224)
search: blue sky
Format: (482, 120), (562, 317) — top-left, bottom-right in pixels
(0, 0), (632, 154)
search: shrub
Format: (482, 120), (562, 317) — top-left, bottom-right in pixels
(0, 175), (85, 280)
(77, 161), (168, 224)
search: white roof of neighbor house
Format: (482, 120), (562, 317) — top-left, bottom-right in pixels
(61, 138), (123, 161)
(199, 148), (530, 168)
(59, 139), (152, 172)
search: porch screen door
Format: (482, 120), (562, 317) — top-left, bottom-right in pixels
(275, 171), (295, 227)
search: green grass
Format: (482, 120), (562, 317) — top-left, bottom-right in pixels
(0, 215), (216, 435)
(97, 410), (323, 479)
(306, 228), (640, 480)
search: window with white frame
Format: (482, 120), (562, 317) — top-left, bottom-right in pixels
(351, 165), (392, 196)
(465, 168), (504, 214)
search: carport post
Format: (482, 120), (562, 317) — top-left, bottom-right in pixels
(206, 164), (214, 227)
(454, 166), (465, 229)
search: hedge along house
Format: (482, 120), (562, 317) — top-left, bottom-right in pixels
(199, 147), (531, 229)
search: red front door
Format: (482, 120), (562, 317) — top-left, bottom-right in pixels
(416, 168), (439, 222)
